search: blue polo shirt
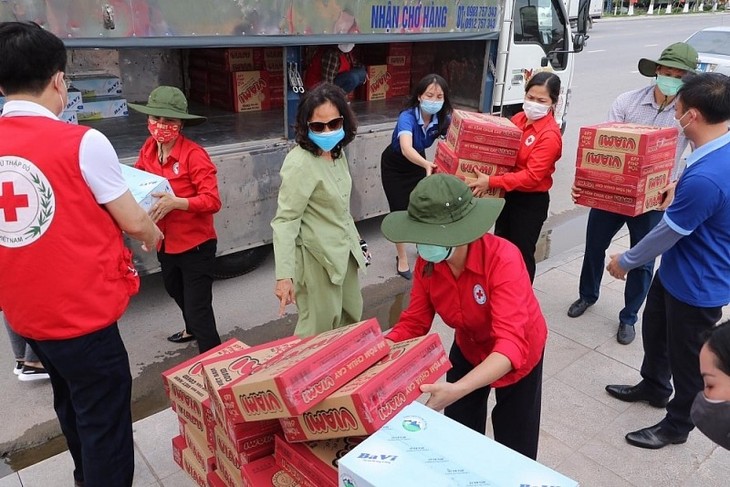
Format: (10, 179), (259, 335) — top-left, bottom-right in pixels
(660, 130), (730, 307)
(389, 107), (441, 154)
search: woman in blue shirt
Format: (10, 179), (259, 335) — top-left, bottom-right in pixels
(380, 73), (452, 279)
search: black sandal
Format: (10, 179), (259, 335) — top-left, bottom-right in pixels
(167, 331), (196, 343)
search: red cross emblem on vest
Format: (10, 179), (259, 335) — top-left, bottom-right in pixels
(0, 181), (29, 222)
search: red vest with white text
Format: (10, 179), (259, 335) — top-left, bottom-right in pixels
(0, 116), (139, 340)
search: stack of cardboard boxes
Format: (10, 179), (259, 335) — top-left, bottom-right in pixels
(71, 74), (128, 121)
(355, 43), (413, 101)
(435, 109), (522, 197)
(574, 122), (678, 216)
(1, 92), (83, 124)
(161, 319), (450, 487)
(188, 47), (283, 113)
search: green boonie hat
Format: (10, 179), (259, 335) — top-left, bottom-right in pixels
(638, 42), (698, 77)
(381, 174), (505, 247)
(128, 86), (206, 126)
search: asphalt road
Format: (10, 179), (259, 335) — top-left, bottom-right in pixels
(2, 10), (729, 476)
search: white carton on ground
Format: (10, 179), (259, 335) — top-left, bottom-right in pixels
(120, 164), (173, 212)
(338, 402), (579, 487)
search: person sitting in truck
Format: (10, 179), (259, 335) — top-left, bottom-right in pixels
(129, 86), (223, 354)
(303, 43), (366, 95)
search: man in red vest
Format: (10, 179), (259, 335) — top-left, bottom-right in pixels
(304, 43), (366, 94)
(0, 22), (163, 487)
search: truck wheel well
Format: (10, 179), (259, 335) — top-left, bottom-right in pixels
(212, 246), (272, 280)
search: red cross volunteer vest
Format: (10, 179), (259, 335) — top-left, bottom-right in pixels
(0, 116), (139, 340)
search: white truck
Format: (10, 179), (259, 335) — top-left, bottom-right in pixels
(566, 0), (604, 23)
(0, 0), (589, 277)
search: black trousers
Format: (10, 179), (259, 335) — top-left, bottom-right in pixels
(158, 239), (221, 353)
(639, 273), (722, 436)
(494, 190), (550, 283)
(27, 324), (134, 487)
(444, 343), (543, 460)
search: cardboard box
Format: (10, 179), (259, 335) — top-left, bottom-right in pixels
(214, 425), (274, 469)
(224, 319), (389, 421)
(202, 48), (264, 72)
(207, 471), (227, 487)
(76, 97), (128, 121)
(387, 43), (413, 57)
(276, 436), (363, 487)
(240, 455), (299, 487)
(60, 110), (78, 125)
(575, 188), (665, 217)
(578, 122), (678, 155)
(459, 176), (506, 199)
(69, 75), (123, 98)
(448, 109), (523, 150)
(360, 65), (411, 101)
(263, 47), (284, 72)
(65, 91), (83, 111)
(182, 448), (208, 487)
(209, 71), (271, 113)
(276, 454), (317, 487)
(120, 164), (174, 213)
(181, 421), (216, 473)
(446, 135), (520, 166)
(215, 447), (245, 487)
(338, 402), (579, 487)
(575, 146), (676, 176)
(574, 166), (672, 197)
(433, 140), (458, 175)
(279, 335), (450, 442)
(171, 435), (186, 468)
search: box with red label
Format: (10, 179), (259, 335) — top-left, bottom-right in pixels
(279, 335), (450, 442)
(209, 71), (271, 113)
(578, 122), (678, 155)
(275, 436), (363, 487)
(203, 48), (264, 72)
(448, 110), (523, 150)
(263, 47), (283, 72)
(459, 176), (506, 199)
(207, 471), (226, 487)
(214, 425), (274, 469)
(202, 337), (299, 442)
(172, 435), (186, 468)
(224, 319), (388, 421)
(182, 448), (208, 487)
(575, 146), (676, 176)
(181, 420), (216, 473)
(215, 447), (245, 487)
(575, 188), (665, 216)
(574, 165), (673, 198)
(446, 135), (520, 167)
(241, 455), (300, 487)
(387, 43), (413, 57)
(362, 65), (388, 101)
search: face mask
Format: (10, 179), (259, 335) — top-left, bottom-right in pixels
(56, 73), (67, 117)
(522, 100), (551, 121)
(674, 110), (693, 135)
(690, 392), (730, 449)
(148, 120), (181, 144)
(417, 244), (453, 263)
(656, 75), (683, 97)
(308, 127), (345, 152)
(420, 99), (443, 115)
(338, 43), (355, 53)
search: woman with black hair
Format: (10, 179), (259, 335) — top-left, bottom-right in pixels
(380, 73), (453, 280)
(468, 71), (563, 282)
(271, 82), (366, 337)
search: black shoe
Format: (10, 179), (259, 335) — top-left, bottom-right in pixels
(567, 298), (592, 318)
(617, 323), (636, 345)
(605, 383), (669, 408)
(396, 256), (412, 280)
(625, 424), (687, 449)
(167, 331), (196, 343)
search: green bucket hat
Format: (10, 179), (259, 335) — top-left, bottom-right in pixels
(381, 174), (505, 247)
(638, 42), (698, 77)
(128, 86), (206, 126)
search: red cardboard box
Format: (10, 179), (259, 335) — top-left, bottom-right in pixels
(575, 147), (676, 176)
(434, 140), (458, 175)
(241, 455), (299, 487)
(448, 110), (523, 150)
(574, 166), (672, 197)
(209, 71), (271, 113)
(223, 319), (388, 421)
(446, 135), (520, 166)
(279, 335), (450, 442)
(578, 122), (678, 155)
(171, 435), (186, 468)
(275, 454), (316, 487)
(181, 421), (216, 473)
(387, 43), (413, 57)
(263, 47), (283, 72)
(204, 48), (264, 72)
(275, 436), (363, 487)
(182, 448), (208, 487)
(575, 189), (665, 216)
(207, 471), (227, 487)
(214, 425), (274, 469)
(215, 448), (245, 487)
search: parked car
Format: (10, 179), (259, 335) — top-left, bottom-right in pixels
(685, 26), (730, 75)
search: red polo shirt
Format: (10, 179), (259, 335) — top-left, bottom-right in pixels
(135, 135), (221, 254)
(489, 112), (562, 193)
(386, 234), (547, 387)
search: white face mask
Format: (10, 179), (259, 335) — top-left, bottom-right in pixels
(522, 100), (551, 121)
(55, 72), (67, 118)
(674, 109), (693, 135)
(338, 43), (355, 53)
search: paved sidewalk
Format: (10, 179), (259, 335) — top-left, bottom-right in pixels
(2, 235), (729, 487)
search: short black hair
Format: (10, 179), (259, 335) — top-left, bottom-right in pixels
(0, 21), (66, 96)
(294, 82), (357, 160)
(705, 320), (730, 377)
(677, 72), (730, 125)
(402, 74), (452, 138)
(526, 71), (561, 105)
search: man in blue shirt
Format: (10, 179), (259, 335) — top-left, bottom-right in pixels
(605, 73), (730, 449)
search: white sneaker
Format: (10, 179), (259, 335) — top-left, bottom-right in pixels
(13, 361), (23, 376)
(18, 364), (50, 381)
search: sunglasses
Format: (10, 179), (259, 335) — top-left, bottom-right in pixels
(307, 116), (344, 133)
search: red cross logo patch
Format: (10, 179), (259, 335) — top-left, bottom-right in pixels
(473, 284), (487, 305)
(0, 156), (55, 248)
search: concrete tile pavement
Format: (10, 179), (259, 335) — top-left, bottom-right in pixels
(2, 235), (729, 487)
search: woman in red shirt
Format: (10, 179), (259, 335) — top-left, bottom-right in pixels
(381, 174), (548, 460)
(468, 72), (563, 282)
(130, 86), (222, 353)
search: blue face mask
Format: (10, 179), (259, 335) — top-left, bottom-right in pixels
(420, 99), (443, 115)
(308, 127), (345, 152)
(417, 244), (453, 263)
